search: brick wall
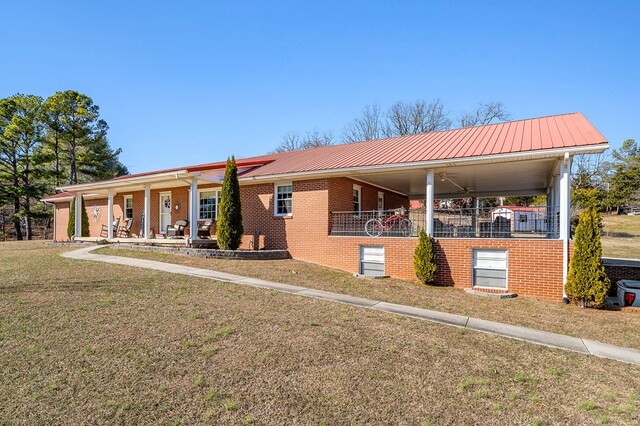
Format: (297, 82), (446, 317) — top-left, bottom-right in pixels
(50, 176), (569, 300)
(83, 198), (109, 237)
(54, 202), (69, 241)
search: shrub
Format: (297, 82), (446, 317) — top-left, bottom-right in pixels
(67, 196), (90, 239)
(565, 207), (611, 308)
(414, 228), (437, 284)
(217, 156), (243, 250)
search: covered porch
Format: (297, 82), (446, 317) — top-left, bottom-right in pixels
(330, 153), (572, 242)
(60, 168), (227, 245)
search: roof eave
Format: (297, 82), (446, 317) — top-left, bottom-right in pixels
(56, 170), (191, 192)
(238, 143), (609, 183)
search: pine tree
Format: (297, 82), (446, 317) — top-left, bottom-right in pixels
(67, 196), (90, 239)
(565, 208), (611, 308)
(414, 228), (437, 284)
(217, 156), (243, 250)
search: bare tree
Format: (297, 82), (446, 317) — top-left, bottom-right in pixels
(572, 153), (609, 190)
(273, 132), (303, 153)
(459, 101), (511, 127)
(412, 99), (452, 133)
(303, 129), (335, 148)
(273, 130), (335, 153)
(342, 104), (383, 143)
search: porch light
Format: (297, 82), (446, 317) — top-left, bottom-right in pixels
(439, 173), (447, 182)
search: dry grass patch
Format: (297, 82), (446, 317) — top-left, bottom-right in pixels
(1, 241), (639, 425)
(98, 246), (640, 350)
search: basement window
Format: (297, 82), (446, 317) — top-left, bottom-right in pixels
(472, 249), (508, 290)
(360, 245), (385, 277)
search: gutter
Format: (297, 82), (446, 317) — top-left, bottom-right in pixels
(238, 144), (609, 183)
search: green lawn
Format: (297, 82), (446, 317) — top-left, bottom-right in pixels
(1, 241), (639, 425)
(99, 246), (640, 351)
(601, 214), (640, 258)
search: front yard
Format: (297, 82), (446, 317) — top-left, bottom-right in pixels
(1, 241), (639, 425)
(98, 246), (640, 351)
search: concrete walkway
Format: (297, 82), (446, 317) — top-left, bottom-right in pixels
(63, 245), (640, 366)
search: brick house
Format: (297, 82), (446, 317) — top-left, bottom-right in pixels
(43, 112), (609, 301)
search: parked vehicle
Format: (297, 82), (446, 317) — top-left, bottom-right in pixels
(617, 280), (640, 307)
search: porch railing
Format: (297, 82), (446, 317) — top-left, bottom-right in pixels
(330, 206), (560, 239)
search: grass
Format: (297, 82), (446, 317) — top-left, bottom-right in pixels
(96, 246), (640, 350)
(601, 213), (640, 258)
(1, 241), (640, 424)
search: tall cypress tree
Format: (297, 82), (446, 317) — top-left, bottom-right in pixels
(67, 196), (90, 239)
(566, 207), (610, 308)
(217, 156), (243, 250)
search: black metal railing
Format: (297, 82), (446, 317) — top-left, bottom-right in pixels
(330, 206), (560, 239)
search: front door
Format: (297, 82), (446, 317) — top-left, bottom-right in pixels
(159, 193), (171, 234)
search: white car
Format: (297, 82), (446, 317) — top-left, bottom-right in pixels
(617, 280), (640, 307)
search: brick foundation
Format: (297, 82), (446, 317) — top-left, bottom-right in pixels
(51, 176), (571, 301)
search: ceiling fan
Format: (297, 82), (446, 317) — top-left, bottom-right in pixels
(439, 172), (474, 195)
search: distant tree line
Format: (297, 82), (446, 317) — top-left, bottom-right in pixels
(0, 90), (128, 240)
(572, 139), (640, 212)
(273, 100), (511, 152)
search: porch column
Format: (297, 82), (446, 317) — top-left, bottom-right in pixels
(107, 189), (114, 239)
(559, 153), (571, 299)
(559, 156), (571, 241)
(189, 178), (199, 241)
(425, 170), (434, 236)
(144, 184), (151, 239)
(74, 193), (83, 239)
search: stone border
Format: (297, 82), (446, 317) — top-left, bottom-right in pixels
(106, 243), (289, 260)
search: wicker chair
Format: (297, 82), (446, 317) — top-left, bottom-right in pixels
(197, 220), (214, 238)
(166, 220), (188, 238)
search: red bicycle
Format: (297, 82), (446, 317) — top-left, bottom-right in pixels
(365, 207), (412, 237)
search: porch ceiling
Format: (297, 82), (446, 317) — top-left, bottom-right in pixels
(352, 158), (558, 199)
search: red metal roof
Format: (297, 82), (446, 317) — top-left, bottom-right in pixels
(42, 191), (74, 201)
(53, 112), (607, 194)
(241, 112), (606, 178)
(110, 154), (279, 181)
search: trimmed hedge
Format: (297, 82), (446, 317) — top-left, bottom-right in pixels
(414, 228), (437, 284)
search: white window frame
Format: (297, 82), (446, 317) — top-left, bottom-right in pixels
(197, 188), (221, 221)
(472, 248), (508, 290)
(274, 182), (293, 217)
(123, 195), (133, 220)
(353, 184), (362, 215)
(377, 191), (385, 211)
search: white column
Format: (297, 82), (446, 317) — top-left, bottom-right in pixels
(546, 180), (554, 238)
(559, 158), (570, 241)
(425, 170), (435, 236)
(107, 189), (114, 239)
(74, 193), (82, 239)
(189, 178), (199, 241)
(559, 153), (571, 299)
(144, 184), (151, 239)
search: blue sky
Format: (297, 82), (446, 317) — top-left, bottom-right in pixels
(1, 1), (638, 173)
